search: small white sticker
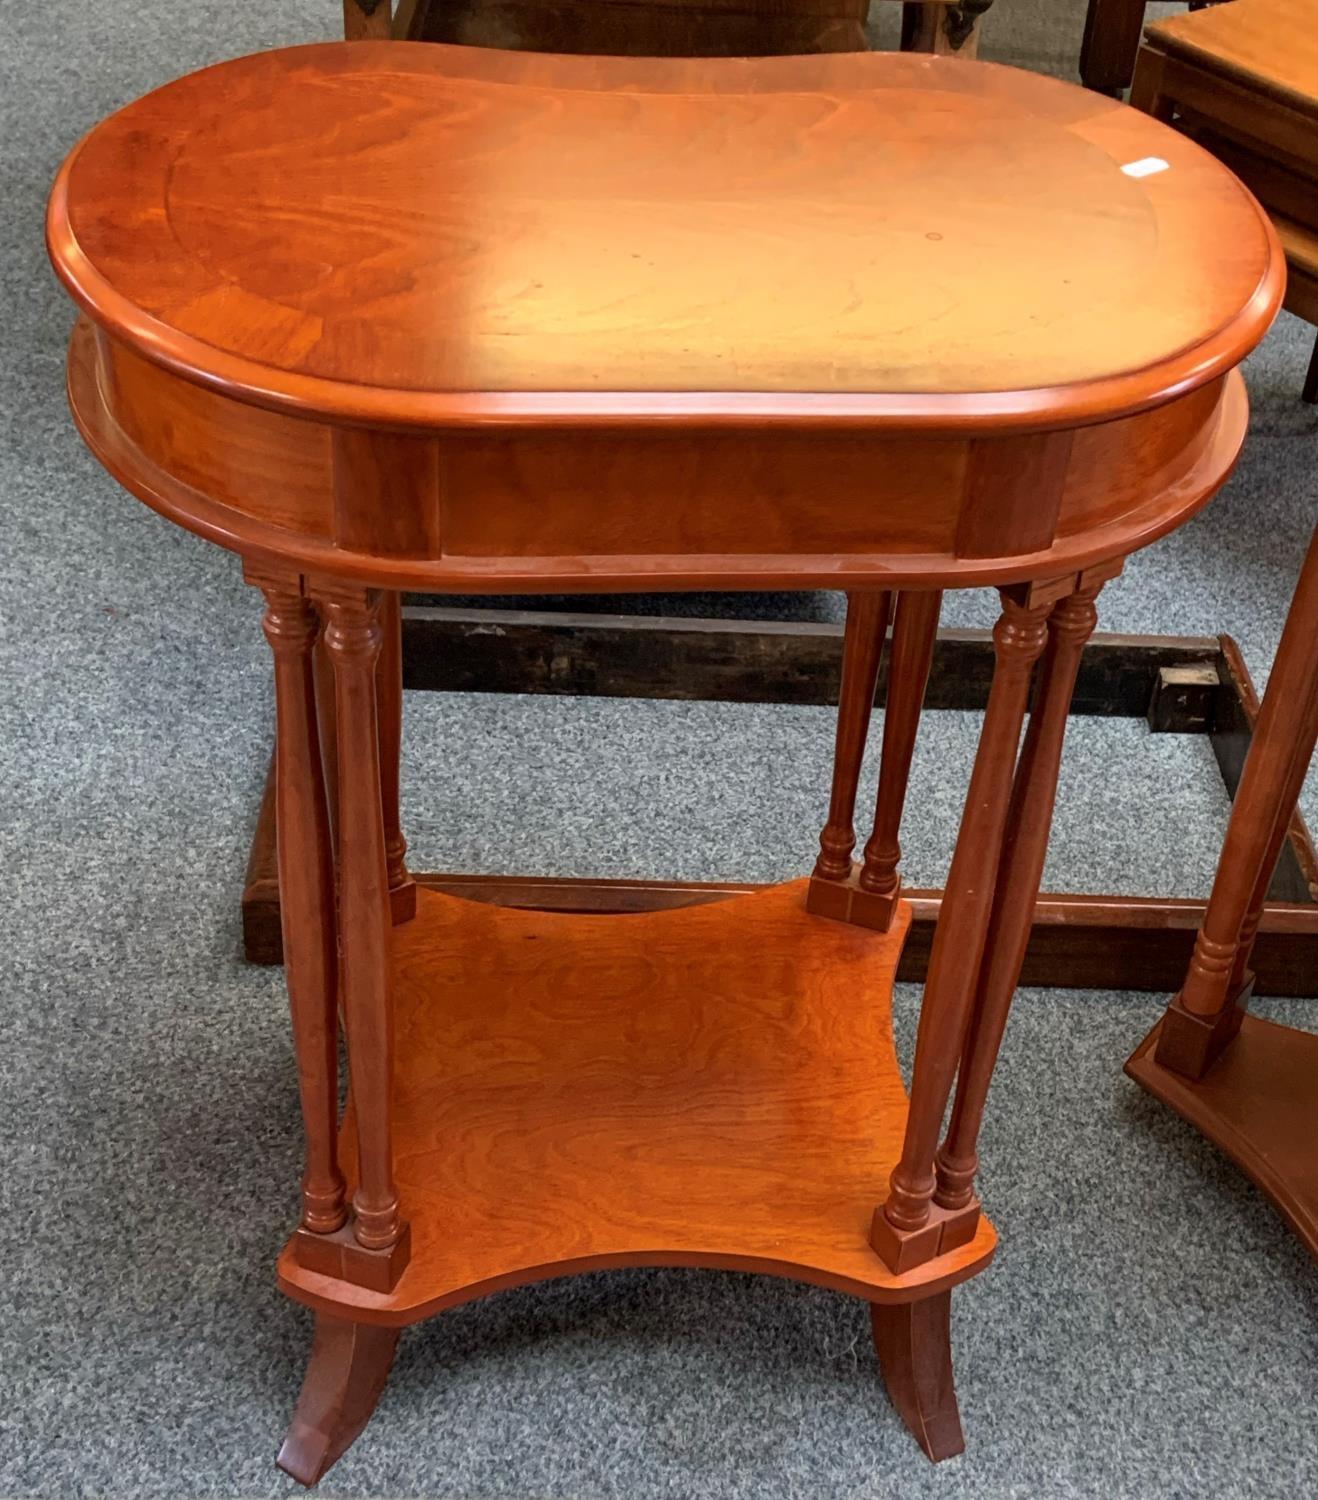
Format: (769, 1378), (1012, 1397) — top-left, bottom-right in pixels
(1121, 156), (1171, 178)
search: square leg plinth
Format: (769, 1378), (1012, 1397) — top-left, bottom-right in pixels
(807, 868), (902, 932)
(870, 1200), (983, 1274)
(290, 1221), (413, 1294)
(1153, 978), (1253, 1080)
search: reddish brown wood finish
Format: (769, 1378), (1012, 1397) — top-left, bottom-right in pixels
(934, 569), (1113, 1213)
(1130, 524), (1318, 1263)
(276, 1313), (400, 1484)
(376, 590), (416, 925)
(318, 586), (407, 1265)
(47, 40), (1281, 1481)
(1081, 0), (1146, 96)
(1157, 526), (1318, 1076)
(1127, 1015), (1318, 1261)
(871, 1290), (964, 1460)
(250, 567), (346, 1236)
(875, 586), (1054, 1268)
(813, 591), (891, 881)
(278, 883), (996, 1324)
(860, 591), (944, 922)
(1131, 0), (1318, 399)
(408, 0), (988, 61)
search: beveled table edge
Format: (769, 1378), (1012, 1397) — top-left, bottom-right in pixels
(45, 43), (1287, 439)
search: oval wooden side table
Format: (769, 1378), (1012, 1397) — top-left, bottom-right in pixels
(47, 42), (1281, 1482)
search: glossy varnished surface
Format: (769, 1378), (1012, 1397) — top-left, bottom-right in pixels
(1147, 0), (1318, 119)
(50, 42), (1280, 430)
(65, 319), (1253, 591)
(277, 882), (996, 1323)
(1127, 1015), (1318, 1259)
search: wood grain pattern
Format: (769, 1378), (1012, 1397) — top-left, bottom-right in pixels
(47, 36), (1281, 1478)
(1133, 0), (1318, 399)
(48, 43), (1282, 432)
(277, 882), (996, 1324)
(64, 320), (1259, 594)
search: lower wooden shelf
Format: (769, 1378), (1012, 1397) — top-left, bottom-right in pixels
(1126, 1013), (1318, 1259)
(278, 878), (996, 1323)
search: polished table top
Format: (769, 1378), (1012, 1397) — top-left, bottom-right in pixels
(50, 42), (1280, 433)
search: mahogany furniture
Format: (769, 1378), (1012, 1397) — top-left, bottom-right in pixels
(1128, 524), (1318, 1255)
(1080, 0), (1228, 97)
(49, 41), (1281, 1481)
(225, 0), (1318, 997)
(356, 0), (995, 58)
(1132, 0), (1318, 401)
(242, 613), (1318, 993)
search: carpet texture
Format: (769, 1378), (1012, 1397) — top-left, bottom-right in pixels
(2, 3), (1316, 1498)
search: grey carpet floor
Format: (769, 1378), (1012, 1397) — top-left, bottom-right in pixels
(3, 3), (1318, 1498)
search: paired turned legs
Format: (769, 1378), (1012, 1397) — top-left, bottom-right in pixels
(255, 562), (1125, 1477)
(805, 570), (1111, 1455)
(248, 566), (415, 1479)
(808, 589), (942, 928)
(808, 568), (1116, 1274)
(1155, 526), (1318, 1079)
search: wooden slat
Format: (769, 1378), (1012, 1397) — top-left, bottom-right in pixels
(401, 607), (1223, 720)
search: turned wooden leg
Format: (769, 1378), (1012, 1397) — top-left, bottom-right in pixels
(1157, 526), (1318, 1078)
(1303, 333), (1318, 405)
(313, 597), (414, 928)
(313, 632), (339, 858)
(320, 584), (409, 1269)
(871, 1292), (964, 1461)
(935, 575), (1108, 1212)
(277, 1313), (400, 1485)
(247, 564), (346, 1235)
(808, 591), (891, 912)
(872, 586), (1052, 1272)
(857, 590), (943, 929)
(377, 590), (417, 925)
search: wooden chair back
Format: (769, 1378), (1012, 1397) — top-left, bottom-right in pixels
(350, 0), (987, 59)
